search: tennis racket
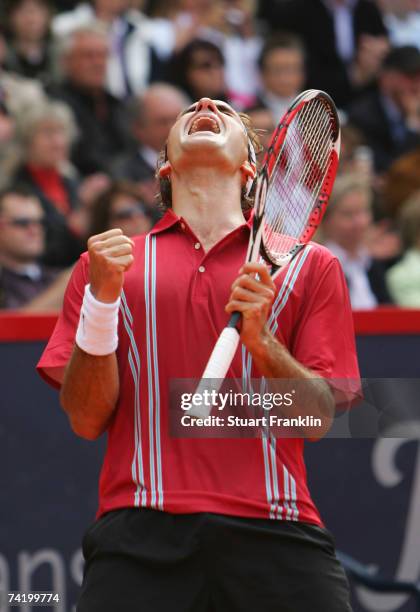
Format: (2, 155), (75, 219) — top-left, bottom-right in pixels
(191, 89), (340, 418)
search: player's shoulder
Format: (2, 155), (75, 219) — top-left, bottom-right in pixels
(306, 241), (340, 269)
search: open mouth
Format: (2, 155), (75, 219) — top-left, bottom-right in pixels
(188, 115), (221, 135)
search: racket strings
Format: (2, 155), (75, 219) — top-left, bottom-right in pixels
(263, 99), (335, 260)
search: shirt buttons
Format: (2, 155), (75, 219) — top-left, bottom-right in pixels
(198, 265), (205, 273)
(194, 242), (201, 250)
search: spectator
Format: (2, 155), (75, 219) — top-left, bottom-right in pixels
(88, 181), (157, 237)
(150, 0), (262, 107)
(3, 0), (55, 86)
(0, 25), (46, 119)
(258, 0), (389, 109)
(52, 0), (168, 98)
(244, 104), (275, 158)
(112, 83), (189, 205)
(168, 39), (230, 104)
(382, 146), (420, 216)
(379, 0), (420, 50)
(0, 186), (72, 310)
(215, 0), (263, 108)
(12, 99), (84, 267)
(348, 45), (420, 173)
(50, 24), (129, 175)
(321, 174), (393, 309)
(337, 123), (374, 180)
(386, 191), (420, 306)
(0, 96), (19, 191)
(255, 33), (305, 121)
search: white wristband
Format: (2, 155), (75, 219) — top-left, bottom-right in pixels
(75, 284), (120, 356)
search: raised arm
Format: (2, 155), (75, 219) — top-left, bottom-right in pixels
(60, 229), (134, 440)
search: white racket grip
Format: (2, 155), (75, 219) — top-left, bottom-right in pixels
(189, 327), (240, 419)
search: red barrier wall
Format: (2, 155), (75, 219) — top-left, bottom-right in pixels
(0, 308), (420, 342)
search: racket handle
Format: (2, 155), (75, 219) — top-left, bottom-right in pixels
(189, 326), (240, 419)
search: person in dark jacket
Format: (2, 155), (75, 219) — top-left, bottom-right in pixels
(111, 83), (189, 206)
(48, 24), (130, 176)
(258, 0), (389, 109)
(348, 45), (420, 173)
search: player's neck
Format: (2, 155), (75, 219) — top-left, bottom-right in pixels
(172, 167), (245, 252)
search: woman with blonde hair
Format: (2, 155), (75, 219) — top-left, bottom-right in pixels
(321, 174), (392, 308)
(11, 98), (84, 266)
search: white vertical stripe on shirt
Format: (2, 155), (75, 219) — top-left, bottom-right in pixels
(151, 236), (164, 510)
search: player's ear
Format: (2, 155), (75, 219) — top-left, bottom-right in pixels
(158, 160), (172, 180)
(241, 160), (256, 183)
(240, 160), (257, 197)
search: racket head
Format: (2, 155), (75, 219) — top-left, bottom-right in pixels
(251, 89), (340, 268)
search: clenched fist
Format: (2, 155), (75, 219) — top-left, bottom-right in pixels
(225, 262), (276, 351)
(88, 229), (134, 303)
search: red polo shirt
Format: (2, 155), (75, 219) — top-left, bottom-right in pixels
(37, 209), (360, 525)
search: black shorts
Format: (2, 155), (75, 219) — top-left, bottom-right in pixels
(78, 508), (352, 612)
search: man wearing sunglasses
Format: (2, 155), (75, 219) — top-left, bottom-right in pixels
(0, 186), (70, 309)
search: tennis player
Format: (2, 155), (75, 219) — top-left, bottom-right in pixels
(38, 97), (359, 611)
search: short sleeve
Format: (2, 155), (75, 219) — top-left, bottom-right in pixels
(291, 257), (361, 401)
(37, 254), (89, 389)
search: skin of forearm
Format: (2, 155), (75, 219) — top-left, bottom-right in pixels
(247, 328), (335, 438)
(60, 345), (119, 440)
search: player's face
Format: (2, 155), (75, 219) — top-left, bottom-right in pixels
(165, 98), (249, 173)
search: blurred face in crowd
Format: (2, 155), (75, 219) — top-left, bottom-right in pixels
(9, 0), (51, 43)
(27, 120), (70, 168)
(261, 48), (305, 99)
(186, 50), (225, 100)
(64, 32), (109, 90)
(245, 107), (275, 157)
(134, 89), (188, 152)
(324, 188), (372, 253)
(0, 194), (45, 263)
(381, 69), (420, 113)
(108, 194), (153, 236)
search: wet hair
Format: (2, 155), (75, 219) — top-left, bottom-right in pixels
(156, 111), (263, 212)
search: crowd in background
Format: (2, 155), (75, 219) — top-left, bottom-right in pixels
(0, 0), (420, 311)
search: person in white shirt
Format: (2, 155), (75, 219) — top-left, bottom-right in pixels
(52, 0), (169, 98)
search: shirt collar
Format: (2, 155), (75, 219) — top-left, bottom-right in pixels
(150, 208), (253, 236)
